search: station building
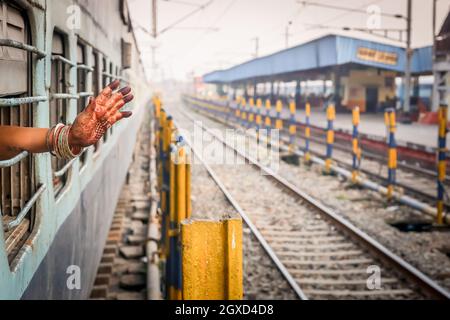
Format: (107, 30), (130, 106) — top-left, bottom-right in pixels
(203, 34), (432, 114)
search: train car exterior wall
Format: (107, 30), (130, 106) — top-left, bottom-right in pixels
(0, 0), (149, 299)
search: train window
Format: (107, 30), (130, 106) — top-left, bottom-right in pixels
(50, 31), (70, 195)
(77, 42), (88, 167)
(0, 0), (36, 264)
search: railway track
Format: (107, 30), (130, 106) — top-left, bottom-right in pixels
(170, 104), (450, 300)
(188, 102), (450, 211)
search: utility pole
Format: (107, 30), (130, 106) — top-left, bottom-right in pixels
(403, 0), (412, 113)
(152, 0), (158, 38)
(432, 0), (438, 111)
(252, 37), (259, 58)
(285, 21), (293, 48)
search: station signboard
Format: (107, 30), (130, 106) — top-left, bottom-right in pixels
(357, 47), (398, 66)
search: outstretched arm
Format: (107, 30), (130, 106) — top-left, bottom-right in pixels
(0, 80), (133, 161)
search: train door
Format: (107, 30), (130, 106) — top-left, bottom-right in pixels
(365, 87), (378, 113)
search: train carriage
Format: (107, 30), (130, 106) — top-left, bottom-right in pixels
(0, 0), (149, 299)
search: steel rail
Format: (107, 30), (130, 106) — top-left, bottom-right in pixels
(276, 132), (449, 209)
(179, 107), (450, 300)
(187, 103), (449, 220)
(186, 97), (447, 181)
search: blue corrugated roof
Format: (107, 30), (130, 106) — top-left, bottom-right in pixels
(203, 35), (432, 83)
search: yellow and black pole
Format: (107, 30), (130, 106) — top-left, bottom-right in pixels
(241, 98), (247, 127)
(256, 98), (263, 140)
(248, 98), (255, 127)
(265, 99), (272, 131)
(385, 108), (397, 200)
(288, 100), (297, 154)
(437, 105), (448, 225)
(324, 104), (335, 174)
(275, 100), (283, 131)
(304, 102), (311, 164)
(351, 106), (361, 183)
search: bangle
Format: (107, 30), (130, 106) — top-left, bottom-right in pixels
(45, 126), (56, 156)
(50, 123), (84, 160)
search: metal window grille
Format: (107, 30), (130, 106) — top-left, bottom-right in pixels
(0, 0), (42, 264)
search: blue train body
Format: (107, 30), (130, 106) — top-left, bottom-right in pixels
(0, 0), (149, 299)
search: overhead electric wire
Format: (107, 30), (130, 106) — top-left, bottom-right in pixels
(159, 0), (214, 35)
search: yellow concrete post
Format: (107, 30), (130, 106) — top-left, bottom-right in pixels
(181, 219), (243, 300)
(185, 153), (192, 219)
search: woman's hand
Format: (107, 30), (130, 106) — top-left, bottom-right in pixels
(68, 80), (134, 148)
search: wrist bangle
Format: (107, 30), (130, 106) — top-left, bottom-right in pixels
(51, 123), (84, 160)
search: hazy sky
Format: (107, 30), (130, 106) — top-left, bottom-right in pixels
(128, 0), (450, 81)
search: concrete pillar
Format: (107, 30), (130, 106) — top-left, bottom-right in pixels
(333, 67), (341, 108)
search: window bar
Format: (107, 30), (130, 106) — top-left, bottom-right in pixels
(3, 184), (47, 231)
(53, 158), (77, 178)
(102, 71), (126, 82)
(0, 96), (48, 107)
(77, 64), (94, 72)
(51, 54), (76, 67)
(0, 39), (46, 59)
(0, 151), (29, 168)
(78, 92), (93, 98)
(50, 93), (79, 100)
